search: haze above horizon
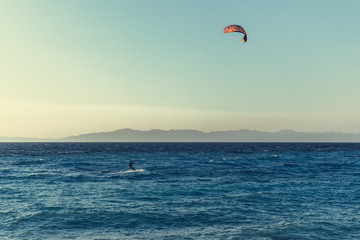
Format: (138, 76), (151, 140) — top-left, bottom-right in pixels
(1, 0), (360, 138)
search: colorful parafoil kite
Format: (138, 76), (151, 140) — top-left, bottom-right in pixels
(223, 25), (247, 43)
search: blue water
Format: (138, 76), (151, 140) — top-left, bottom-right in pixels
(1, 143), (360, 239)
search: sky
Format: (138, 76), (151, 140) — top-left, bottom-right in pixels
(1, 0), (360, 138)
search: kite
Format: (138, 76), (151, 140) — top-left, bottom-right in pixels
(223, 25), (247, 43)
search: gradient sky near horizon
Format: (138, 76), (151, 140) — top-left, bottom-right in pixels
(1, 0), (360, 138)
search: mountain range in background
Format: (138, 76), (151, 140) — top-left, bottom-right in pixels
(1, 128), (360, 142)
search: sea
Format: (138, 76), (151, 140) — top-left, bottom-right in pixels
(1, 142), (360, 240)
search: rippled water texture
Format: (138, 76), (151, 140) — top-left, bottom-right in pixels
(1, 143), (360, 239)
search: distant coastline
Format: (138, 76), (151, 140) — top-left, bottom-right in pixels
(1, 128), (360, 142)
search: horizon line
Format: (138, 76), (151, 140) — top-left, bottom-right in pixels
(1, 128), (360, 141)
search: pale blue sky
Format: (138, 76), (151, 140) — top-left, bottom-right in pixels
(1, 0), (360, 138)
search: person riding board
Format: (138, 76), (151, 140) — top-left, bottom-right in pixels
(129, 160), (135, 171)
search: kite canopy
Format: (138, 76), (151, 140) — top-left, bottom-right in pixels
(223, 25), (247, 43)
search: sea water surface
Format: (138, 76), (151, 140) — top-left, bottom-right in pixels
(0, 142), (360, 239)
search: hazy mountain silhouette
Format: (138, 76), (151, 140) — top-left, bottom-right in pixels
(60, 128), (360, 142)
(1, 129), (360, 142)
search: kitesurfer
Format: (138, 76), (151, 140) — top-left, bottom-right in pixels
(129, 160), (135, 171)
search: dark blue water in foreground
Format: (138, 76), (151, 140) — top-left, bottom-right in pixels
(1, 143), (360, 240)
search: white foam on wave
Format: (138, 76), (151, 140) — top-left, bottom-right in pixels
(118, 169), (146, 175)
